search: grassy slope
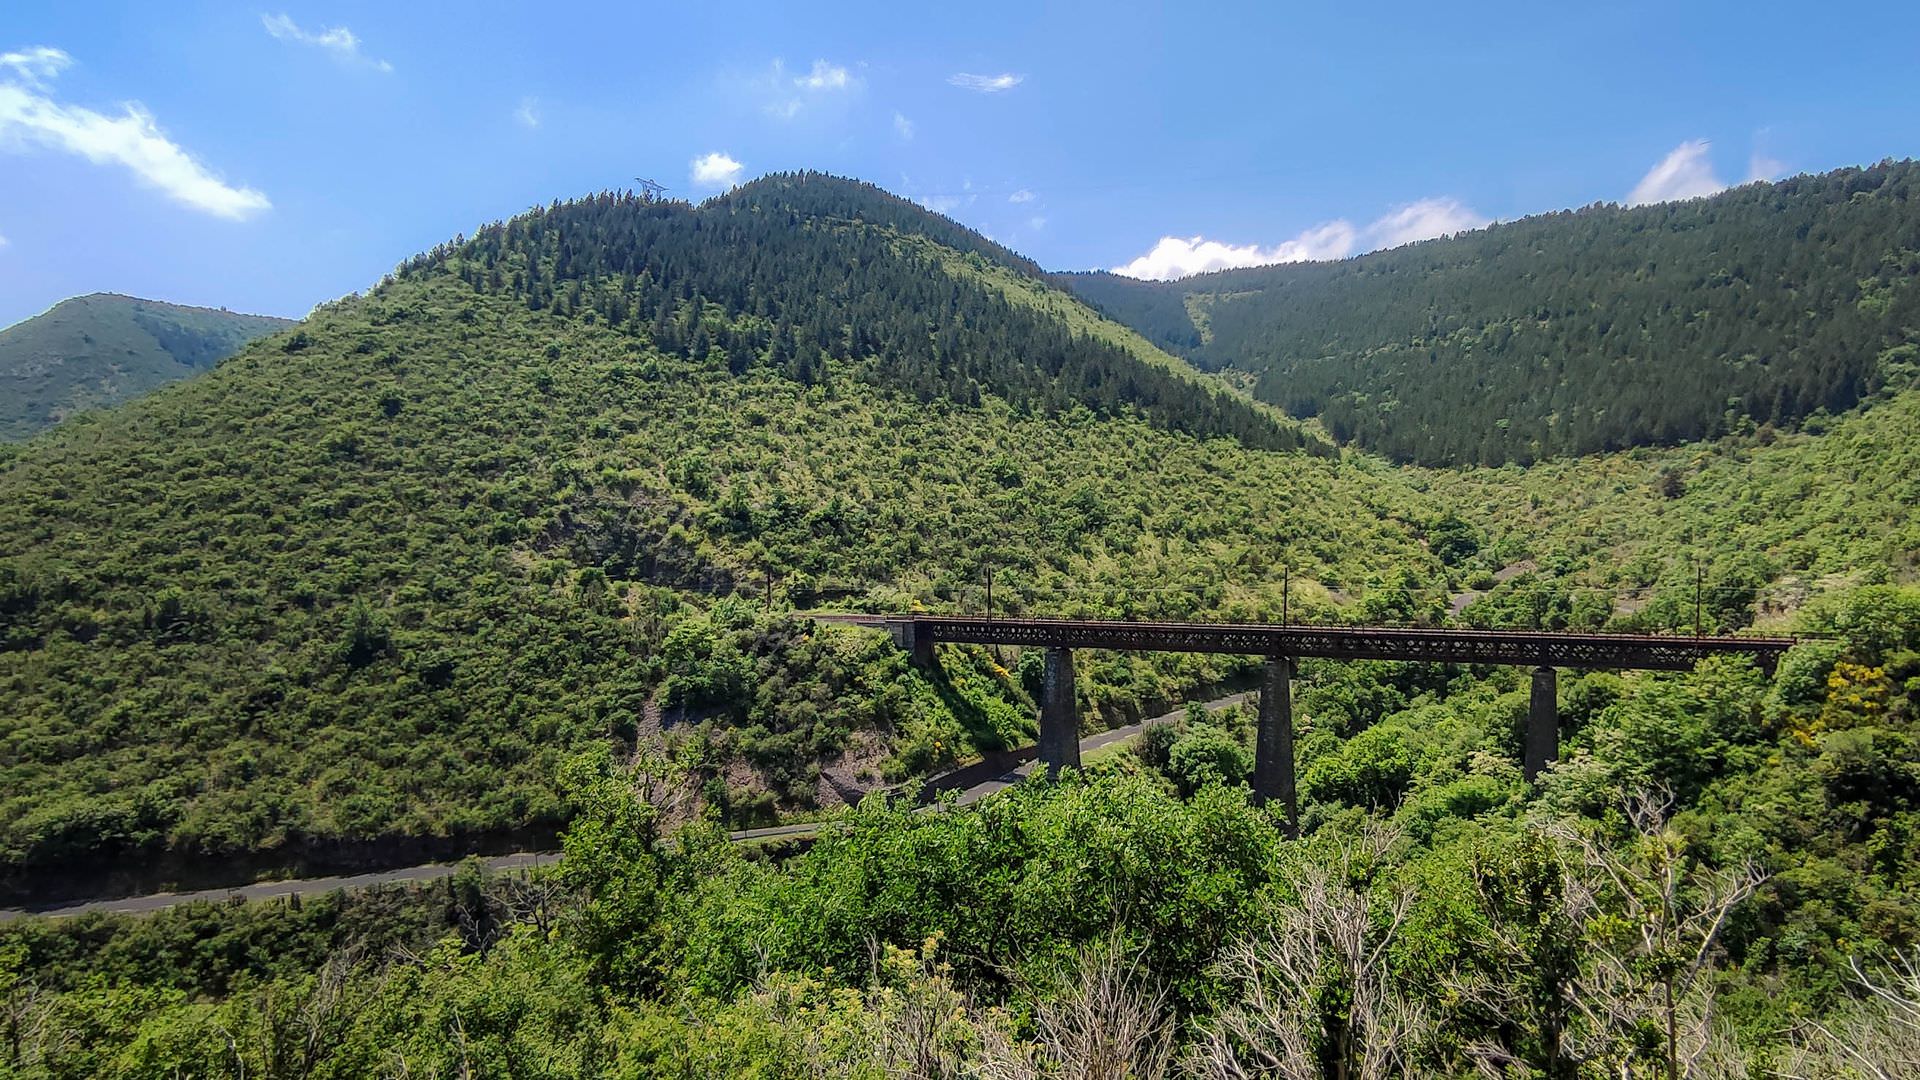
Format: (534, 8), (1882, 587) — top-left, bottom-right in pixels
(1420, 383), (1920, 622)
(0, 266), (1447, 886)
(2, 195), (1915, 888)
(900, 234), (1204, 376)
(0, 294), (293, 441)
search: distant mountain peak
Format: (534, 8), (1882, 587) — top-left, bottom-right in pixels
(0, 293), (293, 440)
(392, 177), (1319, 454)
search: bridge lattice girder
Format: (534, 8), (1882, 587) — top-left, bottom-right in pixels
(886, 616), (1795, 672)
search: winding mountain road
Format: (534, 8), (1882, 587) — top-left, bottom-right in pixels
(0, 694), (1249, 922)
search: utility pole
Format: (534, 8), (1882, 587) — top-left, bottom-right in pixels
(1282, 564), (1291, 627)
(765, 569), (773, 613)
(985, 563), (994, 619)
(1694, 562), (1704, 637)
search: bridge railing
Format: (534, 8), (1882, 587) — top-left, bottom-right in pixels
(678, 567), (1814, 643)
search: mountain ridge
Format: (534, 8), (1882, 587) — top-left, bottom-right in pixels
(0, 292), (294, 441)
(1061, 160), (1920, 465)
(1, 171), (1913, 902)
(0, 178), (1409, 898)
(393, 173), (1324, 454)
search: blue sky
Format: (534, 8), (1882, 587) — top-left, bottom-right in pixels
(3, 1), (1918, 328)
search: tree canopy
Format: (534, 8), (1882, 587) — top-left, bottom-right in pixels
(1065, 161), (1920, 465)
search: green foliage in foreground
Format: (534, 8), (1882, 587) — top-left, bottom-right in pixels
(0, 293), (291, 442)
(5, 591), (1916, 1077)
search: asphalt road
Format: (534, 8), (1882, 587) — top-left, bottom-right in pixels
(2, 693), (1250, 921)
(0, 852), (560, 921)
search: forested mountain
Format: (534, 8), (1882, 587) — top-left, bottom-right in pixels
(1062, 160), (1920, 465)
(401, 175), (1320, 454)
(0, 176), (1395, 899)
(0, 294), (292, 441)
(3, 175), (1918, 1076)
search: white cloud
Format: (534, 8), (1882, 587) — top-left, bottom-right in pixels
(515, 97), (540, 129)
(0, 230), (9, 248)
(1009, 188), (1035, 203)
(690, 151), (743, 190)
(1748, 151), (1786, 182)
(1111, 196), (1492, 280)
(0, 47), (270, 220)
(1258, 221), (1361, 262)
(949, 72), (1022, 93)
(1112, 222), (1357, 280)
(1365, 197), (1491, 249)
(0, 47), (68, 87)
(916, 177), (988, 216)
(261, 14), (391, 72)
(759, 58), (858, 119)
(1029, 215), (1047, 230)
(893, 111), (914, 140)
(1628, 139), (1726, 206)
(797, 60), (851, 91)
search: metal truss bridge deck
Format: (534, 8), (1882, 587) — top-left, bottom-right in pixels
(846, 615), (1795, 671)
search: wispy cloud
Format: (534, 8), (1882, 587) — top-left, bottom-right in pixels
(1365, 197), (1490, 249)
(514, 97), (540, 129)
(1112, 197), (1489, 280)
(797, 60), (851, 91)
(1628, 139), (1726, 206)
(1008, 188), (1035, 203)
(0, 229), (9, 248)
(0, 46), (270, 220)
(1748, 151), (1786, 182)
(760, 58), (859, 119)
(0, 47), (65, 87)
(261, 14), (392, 72)
(949, 72), (1022, 93)
(893, 111), (914, 140)
(1028, 215), (1047, 230)
(690, 151), (743, 190)
(917, 178), (980, 217)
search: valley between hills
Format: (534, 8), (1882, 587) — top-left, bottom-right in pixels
(1, 169), (1916, 1075)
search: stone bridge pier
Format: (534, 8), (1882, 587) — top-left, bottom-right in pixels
(1038, 647), (1080, 775)
(1525, 665), (1557, 781)
(886, 619), (935, 669)
(1254, 656), (1298, 832)
(892, 638), (1557, 824)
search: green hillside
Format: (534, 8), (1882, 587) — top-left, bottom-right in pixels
(5, 175), (1916, 897)
(0, 293), (293, 441)
(1063, 160), (1920, 466)
(0, 177), (1430, 897)
(1425, 377), (1920, 631)
(2, 176), (1918, 1077)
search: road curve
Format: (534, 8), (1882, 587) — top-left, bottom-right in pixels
(1, 694), (1250, 922)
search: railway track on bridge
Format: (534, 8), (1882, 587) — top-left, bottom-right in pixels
(860, 614), (1797, 670)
